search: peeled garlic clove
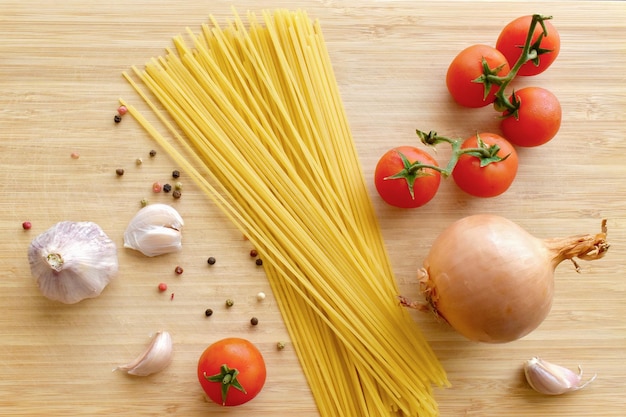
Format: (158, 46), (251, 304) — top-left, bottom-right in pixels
(123, 204), (184, 257)
(27, 221), (118, 304)
(524, 357), (597, 395)
(116, 330), (173, 376)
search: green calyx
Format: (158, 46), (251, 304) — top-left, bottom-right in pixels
(204, 364), (247, 405)
(384, 150), (443, 199)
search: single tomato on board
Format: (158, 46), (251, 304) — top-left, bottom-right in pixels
(496, 15), (560, 76)
(446, 44), (510, 108)
(197, 337), (266, 406)
(374, 146), (441, 208)
(452, 132), (518, 198)
(500, 86), (562, 147)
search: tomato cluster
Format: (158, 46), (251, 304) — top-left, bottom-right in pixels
(375, 15), (561, 208)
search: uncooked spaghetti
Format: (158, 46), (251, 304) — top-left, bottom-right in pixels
(122, 9), (448, 416)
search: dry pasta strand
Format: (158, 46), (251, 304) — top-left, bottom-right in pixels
(122, 9), (448, 417)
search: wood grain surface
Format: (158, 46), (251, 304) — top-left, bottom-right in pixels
(1, 1), (625, 416)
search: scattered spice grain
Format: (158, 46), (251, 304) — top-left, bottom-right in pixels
(158, 283), (168, 292)
(115, 168), (125, 176)
(255, 258), (263, 266)
(152, 182), (162, 193)
(225, 299), (234, 308)
(250, 249), (258, 257)
(113, 114), (122, 123)
(207, 257), (216, 265)
(250, 317), (259, 326)
(149, 149), (157, 157)
(22, 221), (32, 230)
(117, 105), (128, 116)
(174, 266), (183, 275)
(163, 183), (172, 193)
(172, 170), (180, 179)
(204, 308), (213, 317)
(172, 190), (181, 199)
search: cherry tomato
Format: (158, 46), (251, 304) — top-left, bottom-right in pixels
(197, 337), (266, 406)
(500, 87), (562, 147)
(496, 15), (560, 76)
(446, 44), (510, 108)
(374, 146), (441, 208)
(452, 133), (518, 198)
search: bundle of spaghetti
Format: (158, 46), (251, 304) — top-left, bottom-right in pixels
(122, 9), (448, 416)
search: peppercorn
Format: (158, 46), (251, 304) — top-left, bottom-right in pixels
(205, 308), (213, 317)
(117, 105), (128, 116)
(152, 182), (162, 193)
(255, 258), (263, 266)
(22, 221), (32, 230)
(149, 149), (157, 157)
(172, 170), (180, 178)
(207, 257), (216, 265)
(162, 183), (172, 193)
(115, 168), (124, 176)
(225, 299), (234, 307)
(114, 114), (122, 123)
(70, 152), (80, 159)
(158, 282), (167, 292)
(174, 181), (183, 191)
(135, 158), (143, 166)
(250, 249), (258, 257)
(277, 341), (286, 350)
(250, 317), (259, 326)
(174, 266), (183, 275)
(172, 190), (181, 199)
(140, 198), (149, 207)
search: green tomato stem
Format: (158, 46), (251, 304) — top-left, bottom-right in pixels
(416, 130), (510, 174)
(487, 14), (554, 113)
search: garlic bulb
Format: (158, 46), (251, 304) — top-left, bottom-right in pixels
(123, 204), (184, 257)
(115, 330), (173, 376)
(27, 221), (118, 304)
(524, 357), (596, 395)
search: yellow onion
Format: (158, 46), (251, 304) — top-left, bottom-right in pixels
(413, 214), (608, 343)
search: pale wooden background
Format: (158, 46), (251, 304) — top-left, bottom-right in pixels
(1, 1), (625, 416)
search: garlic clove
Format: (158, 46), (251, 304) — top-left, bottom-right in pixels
(123, 204), (184, 257)
(115, 330), (173, 376)
(28, 221), (118, 304)
(524, 357), (597, 395)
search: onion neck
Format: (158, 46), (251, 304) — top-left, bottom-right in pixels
(544, 219), (609, 271)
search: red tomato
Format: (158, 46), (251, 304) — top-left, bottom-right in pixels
(446, 44), (510, 108)
(197, 338), (266, 406)
(496, 15), (560, 76)
(452, 133), (518, 198)
(500, 87), (562, 147)
(374, 146), (441, 208)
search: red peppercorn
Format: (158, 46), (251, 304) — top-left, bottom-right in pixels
(250, 249), (258, 257)
(117, 105), (128, 116)
(158, 283), (168, 292)
(152, 182), (162, 193)
(22, 221), (32, 230)
(174, 266), (183, 275)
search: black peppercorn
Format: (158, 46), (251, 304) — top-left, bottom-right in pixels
(207, 257), (216, 265)
(149, 149), (157, 157)
(205, 308), (213, 317)
(115, 168), (124, 176)
(250, 317), (259, 326)
(172, 190), (181, 199)
(163, 183), (172, 193)
(255, 258), (263, 266)
(114, 114), (122, 123)
(172, 170), (180, 178)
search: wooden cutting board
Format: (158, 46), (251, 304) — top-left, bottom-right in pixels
(1, 1), (624, 416)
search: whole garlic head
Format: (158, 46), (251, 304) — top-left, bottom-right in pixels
(28, 221), (118, 304)
(123, 204), (184, 257)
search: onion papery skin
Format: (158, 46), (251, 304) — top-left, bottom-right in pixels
(419, 214), (557, 343)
